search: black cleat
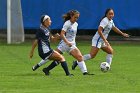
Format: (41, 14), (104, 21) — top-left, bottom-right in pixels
(42, 68), (50, 76)
(32, 64), (40, 71)
(72, 61), (78, 70)
(83, 72), (95, 75)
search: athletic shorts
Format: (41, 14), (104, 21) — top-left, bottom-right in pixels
(92, 38), (106, 48)
(57, 41), (77, 53)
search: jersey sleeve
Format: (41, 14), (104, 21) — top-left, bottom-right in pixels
(99, 18), (108, 29)
(112, 21), (115, 27)
(62, 21), (70, 32)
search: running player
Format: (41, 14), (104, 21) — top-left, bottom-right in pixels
(29, 15), (72, 76)
(53, 10), (93, 75)
(72, 8), (129, 70)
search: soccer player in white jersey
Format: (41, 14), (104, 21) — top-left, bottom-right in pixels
(72, 8), (129, 70)
(52, 10), (93, 75)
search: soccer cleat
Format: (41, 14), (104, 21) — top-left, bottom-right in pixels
(42, 68), (50, 76)
(83, 72), (95, 75)
(32, 64), (40, 71)
(72, 61), (78, 70)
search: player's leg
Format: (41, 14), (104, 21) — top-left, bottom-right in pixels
(101, 45), (113, 65)
(32, 48), (57, 71)
(45, 48), (63, 69)
(43, 50), (72, 76)
(42, 42), (64, 73)
(47, 43), (66, 67)
(70, 47), (94, 75)
(72, 46), (100, 70)
(72, 39), (101, 70)
(84, 39), (101, 60)
(32, 59), (48, 71)
(84, 46), (100, 60)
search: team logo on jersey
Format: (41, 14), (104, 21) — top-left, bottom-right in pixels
(44, 29), (50, 36)
(45, 32), (49, 36)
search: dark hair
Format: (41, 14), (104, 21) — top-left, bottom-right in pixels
(101, 8), (113, 21)
(62, 10), (80, 22)
(40, 15), (45, 25)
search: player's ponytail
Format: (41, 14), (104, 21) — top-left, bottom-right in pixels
(62, 10), (80, 22)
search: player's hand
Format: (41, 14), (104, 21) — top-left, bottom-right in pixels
(122, 33), (129, 37)
(29, 51), (34, 59)
(54, 33), (61, 40)
(105, 41), (110, 46)
(55, 33), (60, 37)
(66, 42), (72, 47)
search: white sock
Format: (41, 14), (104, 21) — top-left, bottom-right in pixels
(38, 59), (48, 66)
(77, 61), (87, 73)
(106, 54), (113, 65)
(83, 54), (91, 61)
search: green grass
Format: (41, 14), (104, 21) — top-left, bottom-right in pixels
(0, 41), (140, 93)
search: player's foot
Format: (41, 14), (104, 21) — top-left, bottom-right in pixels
(72, 61), (78, 70)
(66, 74), (74, 77)
(42, 68), (50, 76)
(83, 72), (94, 75)
(32, 64), (40, 71)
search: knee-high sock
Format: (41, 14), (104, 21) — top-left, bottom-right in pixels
(83, 54), (91, 61)
(45, 61), (59, 71)
(77, 61), (87, 73)
(38, 59), (48, 66)
(61, 61), (70, 75)
(106, 54), (113, 65)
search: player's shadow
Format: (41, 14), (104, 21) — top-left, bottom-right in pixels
(8, 73), (43, 76)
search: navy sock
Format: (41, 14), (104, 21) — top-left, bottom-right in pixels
(45, 61), (58, 71)
(61, 61), (70, 75)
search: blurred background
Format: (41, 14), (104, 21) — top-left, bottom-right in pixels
(0, 0), (140, 43)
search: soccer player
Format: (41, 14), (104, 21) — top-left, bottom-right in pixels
(53, 10), (94, 75)
(32, 10), (93, 75)
(29, 15), (72, 76)
(72, 8), (129, 70)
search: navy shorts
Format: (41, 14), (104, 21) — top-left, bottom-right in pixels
(39, 49), (54, 60)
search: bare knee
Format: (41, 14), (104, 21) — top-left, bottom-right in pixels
(109, 48), (114, 54)
(59, 55), (65, 62)
(90, 53), (97, 59)
(76, 55), (83, 62)
(52, 51), (65, 62)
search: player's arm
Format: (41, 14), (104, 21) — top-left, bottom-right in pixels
(60, 30), (72, 47)
(112, 26), (129, 37)
(98, 26), (110, 46)
(29, 39), (38, 58)
(50, 33), (60, 42)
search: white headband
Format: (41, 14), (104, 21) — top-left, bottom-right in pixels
(43, 15), (50, 22)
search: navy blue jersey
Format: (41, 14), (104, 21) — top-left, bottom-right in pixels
(36, 25), (53, 59)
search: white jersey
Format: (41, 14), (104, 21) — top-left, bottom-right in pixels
(61, 20), (78, 44)
(93, 17), (115, 42)
(57, 20), (78, 53)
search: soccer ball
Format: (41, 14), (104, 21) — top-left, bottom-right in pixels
(100, 62), (110, 72)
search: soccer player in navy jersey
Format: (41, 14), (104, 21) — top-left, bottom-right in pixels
(29, 15), (72, 76)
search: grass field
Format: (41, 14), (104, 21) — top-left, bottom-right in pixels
(0, 41), (140, 93)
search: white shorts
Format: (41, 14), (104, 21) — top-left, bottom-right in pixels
(92, 38), (106, 48)
(57, 41), (77, 53)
